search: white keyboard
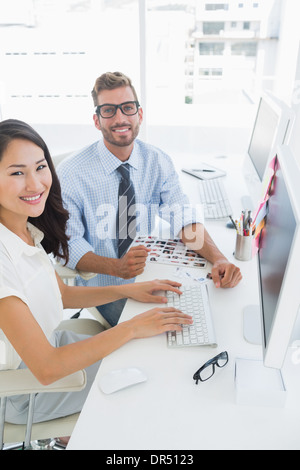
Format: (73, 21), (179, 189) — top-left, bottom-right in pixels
(166, 284), (217, 348)
(198, 177), (232, 219)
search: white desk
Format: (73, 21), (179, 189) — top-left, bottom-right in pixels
(67, 155), (300, 451)
(68, 263), (300, 450)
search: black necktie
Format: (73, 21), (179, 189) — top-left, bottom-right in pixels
(117, 164), (136, 258)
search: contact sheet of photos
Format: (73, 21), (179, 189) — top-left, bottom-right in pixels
(131, 236), (207, 268)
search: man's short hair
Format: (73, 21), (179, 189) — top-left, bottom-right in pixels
(91, 72), (139, 107)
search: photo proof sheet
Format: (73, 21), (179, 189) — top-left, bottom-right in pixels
(130, 236), (207, 268)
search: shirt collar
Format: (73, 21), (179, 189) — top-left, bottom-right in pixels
(97, 139), (139, 176)
(0, 222), (44, 265)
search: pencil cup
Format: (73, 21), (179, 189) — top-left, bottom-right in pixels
(234, 234), (254, 261)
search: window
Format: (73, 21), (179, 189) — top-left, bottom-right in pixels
(0, 0), (140, 125)
(0, 0), (283, 137)
(205, 3), (229, 11)
(199, 68), (223, 76)
(199, 42), (225, 55)
(231, 42), (257, 57)
(203, 22), (225, 35)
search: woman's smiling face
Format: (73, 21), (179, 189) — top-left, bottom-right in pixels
(0, 138), (52, 225)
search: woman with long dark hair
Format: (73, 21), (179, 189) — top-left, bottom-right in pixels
(0, 119), (192, 426)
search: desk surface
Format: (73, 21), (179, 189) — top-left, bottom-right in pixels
(67, 154), (300, 450)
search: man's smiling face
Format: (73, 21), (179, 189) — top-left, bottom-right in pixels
(93, 86), (143, 156)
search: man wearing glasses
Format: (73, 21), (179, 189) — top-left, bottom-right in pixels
(57, 72), (241, 327)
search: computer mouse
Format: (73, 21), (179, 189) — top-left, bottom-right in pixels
(226, 221), (236, 229)
(98, 367), (147, 394)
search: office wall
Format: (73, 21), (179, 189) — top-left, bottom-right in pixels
(147, 125), (250, 158)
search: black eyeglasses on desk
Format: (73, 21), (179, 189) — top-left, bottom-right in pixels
(193, 351), (229, 384)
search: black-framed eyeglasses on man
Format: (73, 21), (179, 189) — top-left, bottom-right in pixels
(193, 351), (229, 384)
(95, 101), (140, 119)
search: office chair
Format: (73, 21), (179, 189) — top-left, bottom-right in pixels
(52, 151), (74, 168)
(0, 318), (105, 450)
(0, 368), (86, 450)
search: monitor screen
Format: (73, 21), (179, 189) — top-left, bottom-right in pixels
(248, 98), (279, 181)
(258, 158), (297, 348)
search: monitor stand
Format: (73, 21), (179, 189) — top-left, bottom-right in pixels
(243, 305), (262, 345)
(244, 305), (300, 347)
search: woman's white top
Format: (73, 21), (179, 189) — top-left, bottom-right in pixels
(0, 222), (64, 370)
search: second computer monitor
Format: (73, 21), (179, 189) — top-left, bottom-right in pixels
(243, 92), (295, 209)
(248, 96), (280, 180)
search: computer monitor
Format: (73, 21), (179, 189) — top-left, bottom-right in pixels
(244, 145), (300, 370)
(242, 93), (295, 210)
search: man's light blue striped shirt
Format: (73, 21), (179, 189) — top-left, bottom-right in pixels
(57, 138), (202, 288)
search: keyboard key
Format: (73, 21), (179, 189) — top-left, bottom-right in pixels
(166, 285), (217, 348)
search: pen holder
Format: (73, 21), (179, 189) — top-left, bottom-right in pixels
(234, 234), (254, 261)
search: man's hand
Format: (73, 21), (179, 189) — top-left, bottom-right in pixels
(117, 245), (150, 279)
(211, 259), (242, 288)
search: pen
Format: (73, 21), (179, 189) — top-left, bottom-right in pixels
(241, 211), (244, 231)
(244, 210), (251, 229)
(191, 169), (216, 173)
(229, 215), (238, 230)
(237, 209), (255, 237)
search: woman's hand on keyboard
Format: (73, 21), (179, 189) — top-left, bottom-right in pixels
(127, 307), (193, 339)
(125, 279), (183, 304)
